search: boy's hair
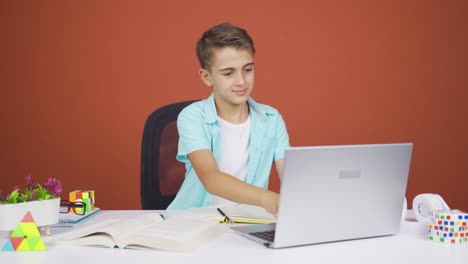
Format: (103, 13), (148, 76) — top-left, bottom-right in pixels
(196, 23), (255, 71)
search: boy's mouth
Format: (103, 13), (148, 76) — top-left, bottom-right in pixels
(232, 89), (247, 96)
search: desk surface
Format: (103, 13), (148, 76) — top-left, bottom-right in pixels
(1, 210), (467, 264)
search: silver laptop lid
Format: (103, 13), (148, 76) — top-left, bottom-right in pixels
(273, 143), (413, 248)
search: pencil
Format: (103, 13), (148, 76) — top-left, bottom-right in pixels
(217, 207), (234, 224)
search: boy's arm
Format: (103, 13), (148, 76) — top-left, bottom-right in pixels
(189, 149), (279, 215)
(275, 158), (284, 181)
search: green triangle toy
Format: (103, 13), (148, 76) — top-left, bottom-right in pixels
(1, 211), (47, 251)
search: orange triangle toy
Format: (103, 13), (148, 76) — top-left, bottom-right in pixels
(1, 211), (47, 251)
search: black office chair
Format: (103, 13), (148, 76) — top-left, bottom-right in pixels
(140, 100), (199, 209)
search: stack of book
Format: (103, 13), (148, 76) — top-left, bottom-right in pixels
(52, 208), (101, 227)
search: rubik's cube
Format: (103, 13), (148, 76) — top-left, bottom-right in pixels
(428, 210), (468, 244)
(69, 190), (95, 212)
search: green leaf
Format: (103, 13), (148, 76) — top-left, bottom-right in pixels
(5, 190), (19, 204)
(34, 184), (53, 201)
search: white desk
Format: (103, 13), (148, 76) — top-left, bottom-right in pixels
(1, 210), (467, 264)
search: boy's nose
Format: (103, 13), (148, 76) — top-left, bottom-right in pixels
(235, 72), (246, 86)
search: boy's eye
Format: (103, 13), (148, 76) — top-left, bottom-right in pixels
(245, 68), (253, 72)
(222, 72), (232, 76)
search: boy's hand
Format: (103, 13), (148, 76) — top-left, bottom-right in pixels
(260, 190), (279, 217)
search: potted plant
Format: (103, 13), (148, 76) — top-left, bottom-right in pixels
(0, 175), (62, 231)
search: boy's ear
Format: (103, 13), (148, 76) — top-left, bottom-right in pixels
(199, 68), (213, 87)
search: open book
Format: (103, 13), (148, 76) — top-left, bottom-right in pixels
(178, 204), (277, 224)
(51, 213), (222, 251)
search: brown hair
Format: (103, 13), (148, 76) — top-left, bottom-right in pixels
(196, 23), (255, 71)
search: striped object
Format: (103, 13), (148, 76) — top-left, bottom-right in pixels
(428, 210), (468, 245)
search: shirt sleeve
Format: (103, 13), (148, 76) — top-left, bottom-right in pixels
(176, 105), (211, 163)
(274, 113), (290, 161)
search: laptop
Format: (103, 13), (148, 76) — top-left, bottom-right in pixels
(230, 143), (413, 248)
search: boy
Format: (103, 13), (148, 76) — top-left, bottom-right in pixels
(167, 23), (290, 215)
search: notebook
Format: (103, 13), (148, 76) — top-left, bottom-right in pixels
(52, 208), (101, 227)
(176, 204), (276, 224)
(230, 143), (413, 248)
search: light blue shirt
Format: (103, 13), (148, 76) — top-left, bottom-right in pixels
(167, 94), (290, 210)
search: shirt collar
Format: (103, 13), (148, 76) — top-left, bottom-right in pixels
(203, 93), (272, 124)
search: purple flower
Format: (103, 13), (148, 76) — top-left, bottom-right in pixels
(0, 190), (5, 201)
(43, 177), (62, 196)
(12, 185), (19, 191)
(25, 174), (36, 189)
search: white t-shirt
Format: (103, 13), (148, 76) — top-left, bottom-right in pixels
(212, 115), (251, 206)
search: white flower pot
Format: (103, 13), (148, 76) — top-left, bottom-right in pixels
(0, 198), (60, 230)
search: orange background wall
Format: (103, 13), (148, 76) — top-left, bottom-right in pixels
(1, 0), (467, 211)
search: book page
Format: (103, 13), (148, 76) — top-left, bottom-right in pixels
(119, 217), (223, 251)
(52, 213), (164, 247)
(104, 213), (164, 241)
(52, 219), (120, 242)
(52, 233), (116, 248)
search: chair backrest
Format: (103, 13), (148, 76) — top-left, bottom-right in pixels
(140, 100), (199, 209)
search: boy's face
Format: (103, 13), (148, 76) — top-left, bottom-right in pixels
(199, 47), (254, 107)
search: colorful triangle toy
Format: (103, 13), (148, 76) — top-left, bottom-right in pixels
(1, 211), (47, 251)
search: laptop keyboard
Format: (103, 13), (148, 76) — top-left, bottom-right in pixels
(250, 230), (275, 242)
